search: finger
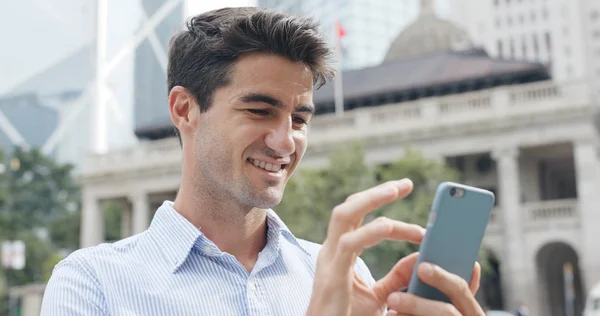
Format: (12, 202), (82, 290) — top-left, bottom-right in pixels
(469, 262), (481, 294)
(416, 263), (484, 315)
(387, 292), (462, 316)
(335, 218), (424, 268)
(327, 179), (413, 241)
(386, 310), (402, 316)
(372, 252), (420, 302)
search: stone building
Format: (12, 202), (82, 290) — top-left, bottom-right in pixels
(78, 3), (600, 315)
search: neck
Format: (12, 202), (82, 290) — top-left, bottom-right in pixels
(173, 169), (268, 272)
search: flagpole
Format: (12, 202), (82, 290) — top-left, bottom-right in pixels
(334, 21), (344, 117)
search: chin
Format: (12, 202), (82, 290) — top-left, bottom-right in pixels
(250, 188), (285, 209)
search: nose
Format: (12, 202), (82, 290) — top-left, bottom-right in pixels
(264, 118), (295, 157)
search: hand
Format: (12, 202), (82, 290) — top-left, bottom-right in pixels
(305, 179), (426, 316)
(386, 260), (484, 316)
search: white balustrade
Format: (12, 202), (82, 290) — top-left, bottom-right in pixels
(309, 80), (592, 133)
(524, 199), (578, 221)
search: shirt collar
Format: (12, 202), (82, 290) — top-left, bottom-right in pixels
(265, 208), (312, 256)
(147, 201), (204, 273)
(147, 201), (311, 273)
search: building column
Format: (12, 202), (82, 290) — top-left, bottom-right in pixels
(80, 189), (104, 248)
(573, 139), (600, 293)
(130, 190), (150, 234)
(119, 198), (132, 238)
(492, 147), (534, 312)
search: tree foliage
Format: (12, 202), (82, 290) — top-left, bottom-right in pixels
(0, 147), (83, 314)
(276, 141), (492, 280)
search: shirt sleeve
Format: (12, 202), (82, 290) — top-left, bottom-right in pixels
(354, 256), (377, 286)
(40, 260), (107, 316)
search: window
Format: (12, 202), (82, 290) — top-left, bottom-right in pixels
(510, 37), (515, 58)
(591, 10), (599, 20)
(533, 33), (539, 57)
(531, 11), (537, 22)
(497, 40), (504, 57)
(594, 29), (600, 39)
(522, 36), (528, 57)
(545, 31), (552, 54)
(565, 46), (571, 56)
(593, 298), (600, 310)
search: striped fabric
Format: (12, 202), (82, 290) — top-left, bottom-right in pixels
(41, 201), (376, 315)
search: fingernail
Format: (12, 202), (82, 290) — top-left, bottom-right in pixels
(397, 178), (412, 186)
(420, 262), (434, 277)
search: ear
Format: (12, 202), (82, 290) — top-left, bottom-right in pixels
(169, 86), (197, 140)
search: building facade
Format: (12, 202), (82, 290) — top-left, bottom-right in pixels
(133, 0), (184, 139)
(448, 0), (600, 102)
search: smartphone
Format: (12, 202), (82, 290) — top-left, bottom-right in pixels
(407, 182), (495, 303)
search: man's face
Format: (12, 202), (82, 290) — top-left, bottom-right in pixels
(191, 52), (314, 209)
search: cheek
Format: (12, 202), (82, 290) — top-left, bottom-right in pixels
(294, 133), (308, 156)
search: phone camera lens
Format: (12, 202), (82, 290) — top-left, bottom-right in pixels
(450, 188), (457, 196)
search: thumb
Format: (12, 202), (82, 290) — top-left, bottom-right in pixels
(371, 252), (420, 302)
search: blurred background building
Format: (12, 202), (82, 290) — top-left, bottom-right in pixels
(448, 0), (600, 101)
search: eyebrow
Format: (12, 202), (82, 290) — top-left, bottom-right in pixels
(239, 92), (315, 115)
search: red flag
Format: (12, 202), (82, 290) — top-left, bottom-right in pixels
(335, 20), (346, 40)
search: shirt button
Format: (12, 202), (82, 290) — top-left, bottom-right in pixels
(203, 245), (212, 255)
(248, 278), (256, 290)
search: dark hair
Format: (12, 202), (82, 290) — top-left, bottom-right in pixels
(168, 7), (335, 143)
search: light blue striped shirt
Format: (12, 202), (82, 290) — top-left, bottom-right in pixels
(41, 201), (376, 315)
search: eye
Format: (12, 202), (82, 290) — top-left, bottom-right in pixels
(247, 109), (269, 116)
(293, 116), (308, 125)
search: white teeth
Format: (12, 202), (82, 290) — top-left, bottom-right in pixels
(250, 159), (282, 172)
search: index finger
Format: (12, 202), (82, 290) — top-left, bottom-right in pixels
(326, 179), (413, 241)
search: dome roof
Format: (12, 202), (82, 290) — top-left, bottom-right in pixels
(384, 0), (473, 61)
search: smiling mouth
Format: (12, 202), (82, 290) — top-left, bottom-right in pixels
(248, 158), (287, 172)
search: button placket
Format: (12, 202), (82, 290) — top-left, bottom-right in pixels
(248, 278), (257, 291)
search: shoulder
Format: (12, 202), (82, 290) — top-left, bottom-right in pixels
(61, 233), (144, 267)
(41, 234), (147, 314)
(51, 233), (146, 284)
(295, 238), (376, 285)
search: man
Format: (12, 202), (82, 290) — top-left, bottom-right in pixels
(41, 7), (484, 315)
